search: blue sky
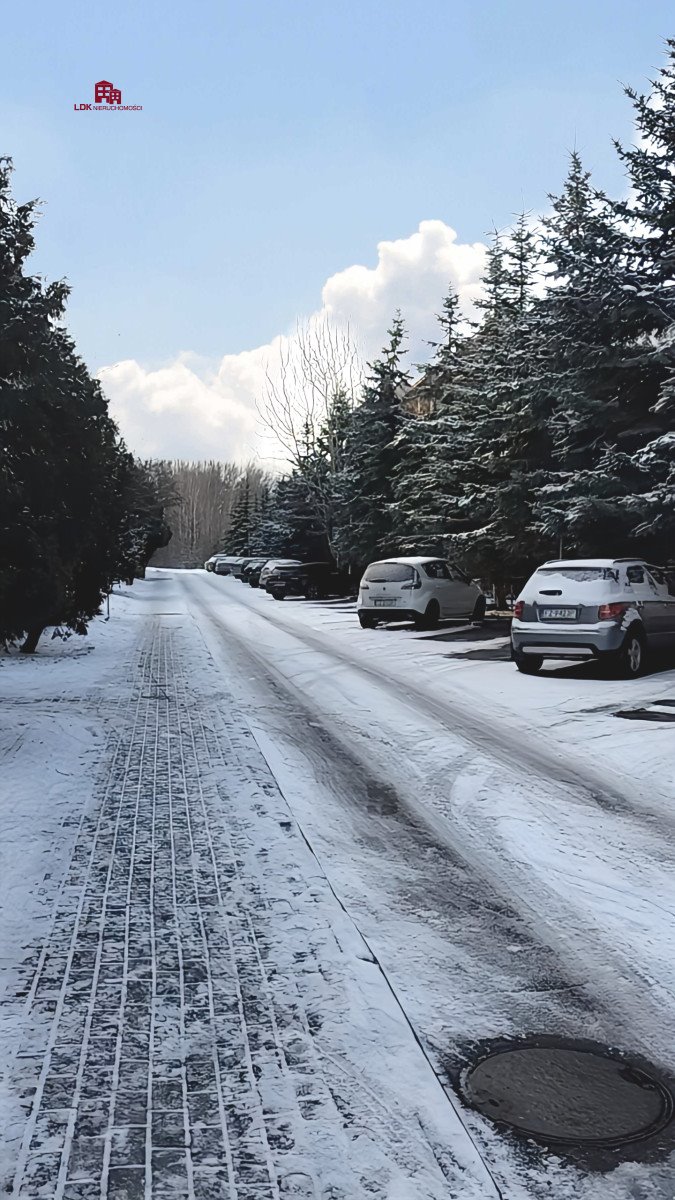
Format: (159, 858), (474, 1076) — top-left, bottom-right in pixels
(3, 1), (674, 459)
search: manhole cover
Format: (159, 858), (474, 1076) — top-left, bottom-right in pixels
(460, 1040), (673, 1147)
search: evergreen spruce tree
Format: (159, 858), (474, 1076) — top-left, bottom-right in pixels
(267, 387), (356, 565)
(249, 481), (272, 555)
(608, 44), (675, 556)
(445, 219), (545, 595)
(252, 473), (327, 561)
(0, 159), (67, 647)
(309, 387), (353, 560)
(334, 314), (410, 570)
(0, 158), (169, 651)
(532, 148), (669, 559)
(223, 478), (256, 554)
(114, 458), (174, 583)
(248, 480), (285, 558)
(389, 286), (466, 554)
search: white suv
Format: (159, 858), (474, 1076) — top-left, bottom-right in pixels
(511, 558), (675, 677)
(357, 557), (485, 630)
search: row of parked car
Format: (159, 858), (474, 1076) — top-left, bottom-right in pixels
(204, 552), (675, 678)
(204, 554), (352, 600)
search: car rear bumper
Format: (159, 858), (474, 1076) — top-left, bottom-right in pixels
(511, 621), (627, 659)
(358, 605), (418, 622)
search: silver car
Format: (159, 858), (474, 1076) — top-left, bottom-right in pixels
(511, 558), (675, 677)
(204, 554), (229, 572)
(214, 556), (242, 576)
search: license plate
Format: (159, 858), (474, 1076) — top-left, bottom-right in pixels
(540, 607), (577, 620)
(374, 598), (394, 607)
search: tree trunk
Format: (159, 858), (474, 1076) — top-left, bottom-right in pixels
(20, 625), (45, 654)
(494, 581), (508, 610)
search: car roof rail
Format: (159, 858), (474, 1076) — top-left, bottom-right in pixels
(542, 557), (649, 566)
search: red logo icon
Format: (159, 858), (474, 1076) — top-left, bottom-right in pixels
(73, 80), (142, 112)
(94, 80), (122, 105)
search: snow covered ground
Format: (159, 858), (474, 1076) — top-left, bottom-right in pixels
(0, 582), (495, 1199)
(2, 568), (675, 1199)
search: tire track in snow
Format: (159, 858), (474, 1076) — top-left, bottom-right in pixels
(195, 571), (672, 835)
(180, 573), (675, 1082)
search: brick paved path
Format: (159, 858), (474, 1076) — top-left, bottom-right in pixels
(2, 621), (461, 1200)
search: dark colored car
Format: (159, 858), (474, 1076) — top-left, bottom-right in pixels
(239, 558), (267, 582)
(267, 562), (353, 600)
(229, 557), (256, 579)
(246, 561), (270, 588)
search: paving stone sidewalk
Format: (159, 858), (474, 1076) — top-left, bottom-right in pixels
(2, 620), (464, 1200)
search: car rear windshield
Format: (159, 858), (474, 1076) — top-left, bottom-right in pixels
(536, 567), (618, 582)
(364, 563), (414, 582)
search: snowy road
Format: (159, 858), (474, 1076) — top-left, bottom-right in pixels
(0, 588), (493, 1200)
(176, 567), (675, 1197)
(2, 568), (675, 1199)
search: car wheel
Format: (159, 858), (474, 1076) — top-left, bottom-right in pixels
(358, 612), (377, 629)
(471, 596), (486, 625)
(614, 627), (646, 678)
(514, 651), (543, 674)
(415, 601), (440, 631)
(272, 592), (283, 601)
(306, 583), (320, 600)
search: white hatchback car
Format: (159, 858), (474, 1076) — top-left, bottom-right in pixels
(358, 557), (485, 629)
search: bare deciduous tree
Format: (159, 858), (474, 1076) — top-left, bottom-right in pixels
(150, 460), (271, 567)
(258, 318), (361, 464)
(257, 318), (363, 558)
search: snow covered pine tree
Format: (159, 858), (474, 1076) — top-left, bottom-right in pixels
(334, 314), (410, 572)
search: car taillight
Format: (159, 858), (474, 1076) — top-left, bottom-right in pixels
(360, 581), (369, 590)
(598, 602), (629, 620)
(514, 600), (524, 619)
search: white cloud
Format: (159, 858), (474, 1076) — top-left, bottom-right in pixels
(322, 219), (486, 357)
(99, 350), (267, 463)
(100, 220), (487, 465)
